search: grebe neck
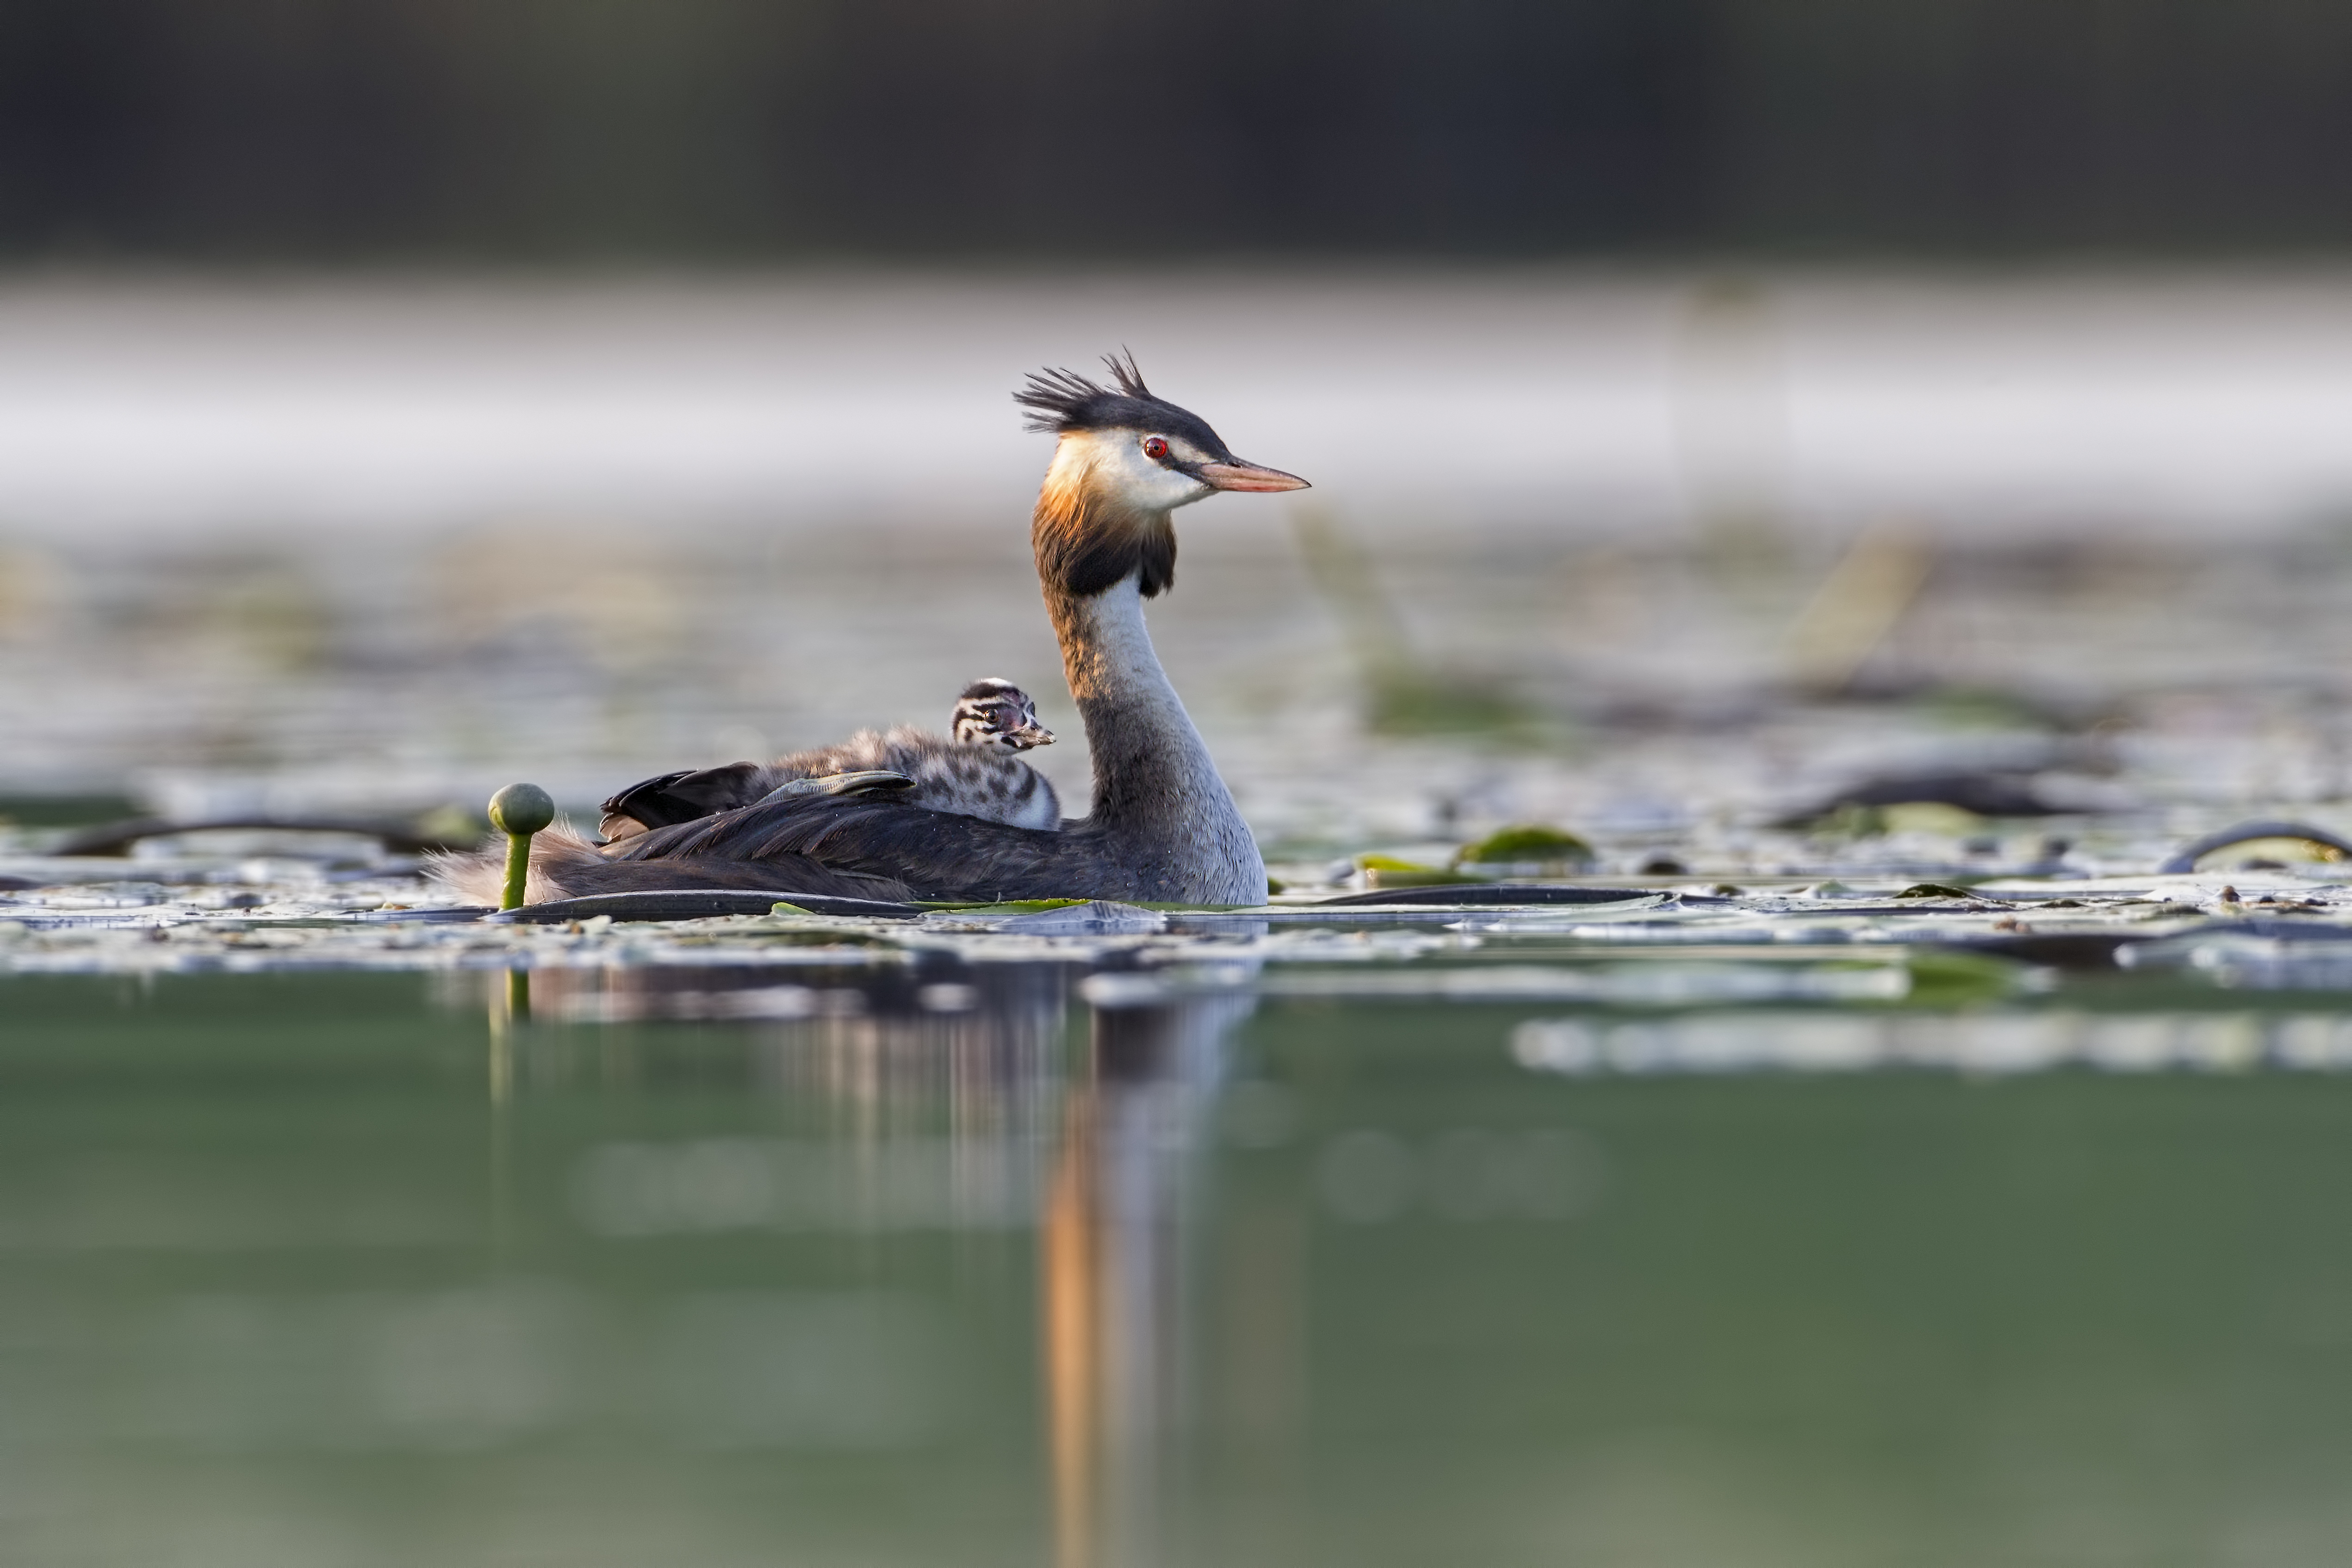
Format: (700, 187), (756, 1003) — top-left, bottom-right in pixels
(1043, 574), (1265, 904)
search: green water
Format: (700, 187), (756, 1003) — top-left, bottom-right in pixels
(5, 972), (2352, 1566)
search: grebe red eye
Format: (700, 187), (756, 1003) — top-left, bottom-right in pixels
(1142, 436), (1169, 461)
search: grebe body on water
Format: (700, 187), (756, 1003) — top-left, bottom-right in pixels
(441, 354), (1306, 907)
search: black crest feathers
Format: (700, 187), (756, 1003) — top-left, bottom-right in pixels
(1015, 351), (1151, 433)
(1013, 351), (1231, 459)
(1105, 348), (1150, 399)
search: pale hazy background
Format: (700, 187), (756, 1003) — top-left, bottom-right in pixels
(4, 268), (2352, 876)
(9, 0), (2352, 871)
(7, 271), (2352, 539)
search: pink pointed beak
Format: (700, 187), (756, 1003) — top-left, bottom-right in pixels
(1198, 458), (1310, 493)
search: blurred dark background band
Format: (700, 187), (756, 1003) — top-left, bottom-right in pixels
(2, 0), (2344, 261)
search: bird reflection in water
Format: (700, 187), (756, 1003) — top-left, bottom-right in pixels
(489, 958), (1257, 1568)
(1047, 986), (1256, 1568)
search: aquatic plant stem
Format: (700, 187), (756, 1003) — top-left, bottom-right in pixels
(502, 841), (529, 911)
(486, 783), (556, 913)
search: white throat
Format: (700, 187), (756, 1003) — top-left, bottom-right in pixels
(1049, 572), (1266, 904)
(1080, 576), (1179, 704)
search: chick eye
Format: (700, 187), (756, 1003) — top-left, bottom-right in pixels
(1142, 436), (1169, 461)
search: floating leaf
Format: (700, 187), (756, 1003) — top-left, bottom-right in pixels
(1357, 853), (1440, 873)
(1901, 951), (2035, 1006)
(1452, 825), (1595, 870)
(1356, 853), (1483, 889)
(2197, 837), (2346, 868)
(2158, 820), (2352, 874)
(1879, 802), (1986, 837)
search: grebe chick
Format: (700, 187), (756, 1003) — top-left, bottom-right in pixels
(598, 678), (1061, 841)
(948, 677), (1058, 752)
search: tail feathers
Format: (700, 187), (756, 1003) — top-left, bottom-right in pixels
(428, 823), (611, 906)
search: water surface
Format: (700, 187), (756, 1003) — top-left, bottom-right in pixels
(7, 959), (2352, 1566)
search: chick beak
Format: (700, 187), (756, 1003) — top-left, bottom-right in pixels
(1008, 721), (1056, 750)
(1198, 458), (1310, 493)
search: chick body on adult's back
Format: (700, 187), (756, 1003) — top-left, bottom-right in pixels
(759, 679), (1061, 830)
(598, 679), (1061, 838)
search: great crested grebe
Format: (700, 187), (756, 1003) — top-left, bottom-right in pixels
(597, 677), (1061, 840)
(445, 353), (1306, 907)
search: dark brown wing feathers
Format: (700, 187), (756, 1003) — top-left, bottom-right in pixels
(601, 763), (765, 830)
(595, 795), (1140, 904)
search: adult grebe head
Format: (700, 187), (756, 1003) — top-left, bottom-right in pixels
(953, 677), (1055, 750)
(1018, 352), (1309, 599)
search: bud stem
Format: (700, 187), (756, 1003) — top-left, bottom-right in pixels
(486, 783), (556, 914)
(501, 833), (532, 912)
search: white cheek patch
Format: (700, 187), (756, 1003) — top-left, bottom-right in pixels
(1111, 429), (1215, 509)
(1057, 428), (1216, 514)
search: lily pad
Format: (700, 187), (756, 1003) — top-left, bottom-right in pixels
(2157, 820), (2352, 875)
(1451, 825), (1595, 872)
(1356, 854), (1483, 889)
(1878, 802), (1987, 838)
(1901, 951), (2035, 1005)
